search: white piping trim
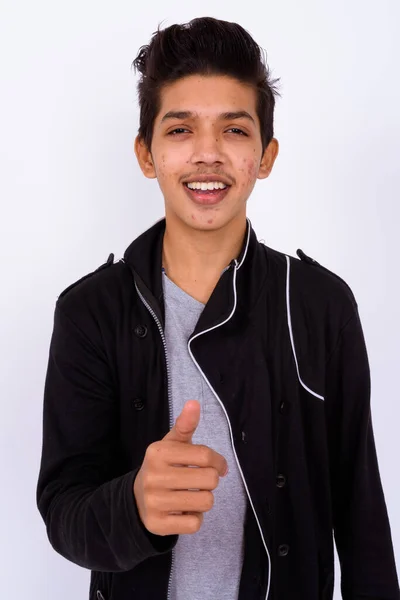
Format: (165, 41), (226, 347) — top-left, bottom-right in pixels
(236, 217), (251, 270)
(285, 255), (324, 401)
(187, 260), (272, 600)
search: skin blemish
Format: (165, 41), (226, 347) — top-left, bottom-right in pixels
(144, 75), (273, 233)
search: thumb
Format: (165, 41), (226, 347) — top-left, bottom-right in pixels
(163, 400), (201, 444)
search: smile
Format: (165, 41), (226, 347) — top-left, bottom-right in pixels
(185, 181), (228, 191)
(183, 182), (231, 205)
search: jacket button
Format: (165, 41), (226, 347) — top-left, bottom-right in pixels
(133, 398), (145, 411)
(241, 431), (247, 444)
(276, 474), (286, 488)
(278, 544), (290, 557)
(134, 325), (147, 338)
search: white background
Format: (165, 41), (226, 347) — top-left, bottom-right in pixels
(1, 1), (399, 598)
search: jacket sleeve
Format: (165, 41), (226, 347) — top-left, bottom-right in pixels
(325, 306), (399, 599)
(36, 299), (178, 572)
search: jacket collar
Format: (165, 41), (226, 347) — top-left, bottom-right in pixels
(123, 216), (269, 331)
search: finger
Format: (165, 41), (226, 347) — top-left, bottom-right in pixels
(154, 465), (221, 490)
(156, 490), (215, 513)
(162, 400), (201, 444)
(158, 512), (204, 535)
(161, 445), (228, 478)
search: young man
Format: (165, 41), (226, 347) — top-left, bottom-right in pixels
(36, 16), (399, 600)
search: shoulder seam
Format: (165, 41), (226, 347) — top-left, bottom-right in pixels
(57, 254), (116, 300)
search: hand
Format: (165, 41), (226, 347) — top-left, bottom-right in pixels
(133, 400), (228, 536)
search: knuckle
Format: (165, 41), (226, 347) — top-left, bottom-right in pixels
(207, 468), (219, 490)
(190, 514), (202, 533)
(141, 471), (153, 491)
(199, 444), (213, 464)
(144, 517), (160, 535)
(145, 443), (156, 461)
(204, 491), (214, 511)
(146, 493), (157, 511)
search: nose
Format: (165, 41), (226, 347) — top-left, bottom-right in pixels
(190, 131), (225, 166)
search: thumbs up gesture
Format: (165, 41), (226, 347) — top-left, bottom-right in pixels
(133, 400), (228, 536)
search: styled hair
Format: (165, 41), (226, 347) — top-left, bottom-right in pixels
(131, 17), (281, 154)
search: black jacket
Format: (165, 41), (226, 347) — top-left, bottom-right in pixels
(37, 217), (399, 600)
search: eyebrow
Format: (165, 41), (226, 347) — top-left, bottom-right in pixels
(160, 110), (256, 125)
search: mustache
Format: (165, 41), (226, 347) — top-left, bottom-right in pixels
(181, 172), (234, 184)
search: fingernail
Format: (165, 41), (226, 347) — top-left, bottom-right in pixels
(222, 465), (229, 477)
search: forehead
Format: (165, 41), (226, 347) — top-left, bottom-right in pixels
(156, 74), (258, 121)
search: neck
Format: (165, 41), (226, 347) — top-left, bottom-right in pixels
(162, 214), (247, 304)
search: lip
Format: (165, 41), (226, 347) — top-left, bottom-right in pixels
(183, 182), (230, 206)
(182, 173), (233, 186)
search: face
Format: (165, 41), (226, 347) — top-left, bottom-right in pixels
(135, 74), (279, 232)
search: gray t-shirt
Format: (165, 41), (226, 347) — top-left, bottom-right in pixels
(162, 269), (247, 600)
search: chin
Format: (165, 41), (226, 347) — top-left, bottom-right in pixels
(183, 211), (234, 231)
(165, 199), (245, 232)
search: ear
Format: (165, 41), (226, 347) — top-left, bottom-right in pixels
(134, 135), (157, 179)
(258, 137), (279, 180)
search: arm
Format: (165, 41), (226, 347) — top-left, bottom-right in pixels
(36, 300), (178, 572)
(325, 307), (399, 599)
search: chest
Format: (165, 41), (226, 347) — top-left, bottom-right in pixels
(108, 280), (328, 504)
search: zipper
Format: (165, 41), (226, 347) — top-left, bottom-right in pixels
(133, 281), (175, 600)
(186, 260), (272, 600)
(132, 225), (271, 600)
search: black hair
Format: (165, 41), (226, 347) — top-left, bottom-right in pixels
(131, 16), (281, 154)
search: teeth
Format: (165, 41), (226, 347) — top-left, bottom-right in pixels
(186, 181), (227, 191)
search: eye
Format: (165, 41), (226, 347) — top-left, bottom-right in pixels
(227, 128), (248, 136)
(168, 128), (190, 135)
